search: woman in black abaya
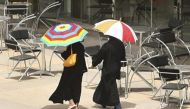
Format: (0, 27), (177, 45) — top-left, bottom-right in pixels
(92, 35), (126, 109)
(49, 42), (87, 109)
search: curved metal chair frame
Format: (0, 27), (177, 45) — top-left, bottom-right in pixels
(6, 33), (41, 81)
(33, 1), (61, 34)
(128, 51), (157, 94)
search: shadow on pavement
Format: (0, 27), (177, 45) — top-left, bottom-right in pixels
(92, 101), (136, 109)
(41, 104), (88, 109)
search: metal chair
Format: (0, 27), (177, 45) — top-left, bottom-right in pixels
(147, 55), (188, 109)
(158, 68), (188, 109)
(5, 32), (41, 81)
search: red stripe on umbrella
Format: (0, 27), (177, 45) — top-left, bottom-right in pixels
(122, 23), (135, 43)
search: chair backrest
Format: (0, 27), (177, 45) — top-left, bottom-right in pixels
(7, 0), (28, 3)
(157, 28), (176, 43)
(158, 68), (180, 81)
(4, 39), (19, 51)
(148, 55), (169, 67)
(10, 29), (29, 40)
(147, 55), (180, 81)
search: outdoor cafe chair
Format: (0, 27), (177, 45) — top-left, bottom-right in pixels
(158, 68), (188, 109)
(147, 55), (188, 109)
(5, 33), (41, 81)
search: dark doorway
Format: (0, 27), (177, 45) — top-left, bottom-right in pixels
(71, 0), (82, 18)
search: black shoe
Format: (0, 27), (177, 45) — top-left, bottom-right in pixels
(114, 103), (122, 109)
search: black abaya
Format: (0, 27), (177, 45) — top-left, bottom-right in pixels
(92, 36), (126, 106)
(49, 42), (87, 104)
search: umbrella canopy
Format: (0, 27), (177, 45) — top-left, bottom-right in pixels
(94, 19), (137, 43)
(40, 23), (88, 46)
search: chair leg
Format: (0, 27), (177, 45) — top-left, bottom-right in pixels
(19, 59), (36, 81)
(35, 57), (41, 77)
(128, 70), (135, 93)
(125, 69), (129, 98)
(24, 60), (27, 69)
(152, 83), (164, 99)
(160, 90), (167, 108)
(7, 61), (20, 78)
(179, 87), (187, 109)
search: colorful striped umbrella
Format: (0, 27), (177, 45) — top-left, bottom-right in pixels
(40, 23), (88, 46)
(94, 19), (137, 43)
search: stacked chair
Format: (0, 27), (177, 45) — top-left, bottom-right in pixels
(4, 0), (30, 32)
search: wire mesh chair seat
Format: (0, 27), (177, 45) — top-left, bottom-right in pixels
(162, 83), (188, 90)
